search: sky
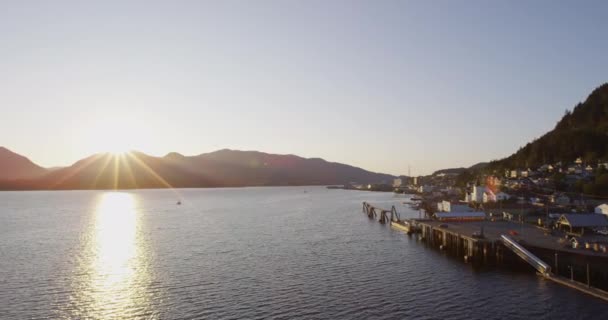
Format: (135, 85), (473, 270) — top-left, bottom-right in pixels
(1, 1), (608, 175)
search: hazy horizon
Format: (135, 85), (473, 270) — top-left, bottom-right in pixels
(2, 1), (608, 175)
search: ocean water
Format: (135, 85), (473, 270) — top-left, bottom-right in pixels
(1, 187), (607, 319)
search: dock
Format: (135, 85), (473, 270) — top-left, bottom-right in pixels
(362, 201), (608, 302)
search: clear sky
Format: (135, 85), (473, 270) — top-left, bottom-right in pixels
(1, 1), (607, 175)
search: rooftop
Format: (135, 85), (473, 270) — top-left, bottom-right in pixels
(559, 214), (608, 228)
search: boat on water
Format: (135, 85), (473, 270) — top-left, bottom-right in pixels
(390, 220), (418, 234)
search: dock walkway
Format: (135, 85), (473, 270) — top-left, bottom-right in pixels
(362, 201), (608, 303)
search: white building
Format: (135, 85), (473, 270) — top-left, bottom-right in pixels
(418, 185), (434, 193)
(481, 189), (510, 203)
(393, 178), (403, 188)
(595, 204), (608, 215)
(465, 186), (486, 203)
(437, 200), (473, 213)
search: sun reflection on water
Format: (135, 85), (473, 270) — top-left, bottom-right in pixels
(94, 192), (138, 290)
(69, 192), (154, 319)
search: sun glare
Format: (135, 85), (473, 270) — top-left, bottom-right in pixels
(88, 120), (140, 155)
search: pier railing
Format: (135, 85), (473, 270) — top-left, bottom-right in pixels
(501, 234), (551, 275)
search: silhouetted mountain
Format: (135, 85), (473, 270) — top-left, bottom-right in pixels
(0, 149), (394, 190)
(432, 167), (466, 175)
(432, 162), (488, 176)
(489, 83), (608, 170)
(0, 147), (47, 180)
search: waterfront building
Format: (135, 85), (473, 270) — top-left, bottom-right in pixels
(437, 200), (473, 213)
(557, 214), (608, 236)
(393, 178), (403, 188)
(434, 211), (486, 222)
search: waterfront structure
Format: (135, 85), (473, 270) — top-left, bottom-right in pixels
(434, 212), (486, 222)
(393, 178), (403, 188)
(361, 201), (608, 301)
(557, 214), (608, 235)
(418, 185), (434, 193)
(437, 200), (473, 213)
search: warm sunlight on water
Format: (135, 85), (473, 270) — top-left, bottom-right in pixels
(88, 193), (144, 318)
(1, 188), (608, 319)
(63, 192), (155, 319)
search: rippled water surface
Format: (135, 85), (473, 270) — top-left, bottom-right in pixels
(1, 187), (607, 319)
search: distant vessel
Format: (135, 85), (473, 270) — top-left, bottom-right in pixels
(177, 201), (182, 205)
(390, 220), (418, 234)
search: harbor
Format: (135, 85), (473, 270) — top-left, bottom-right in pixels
(362, 201), (608, 302)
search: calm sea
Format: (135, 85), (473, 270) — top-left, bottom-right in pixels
(1, 187), (607, 319)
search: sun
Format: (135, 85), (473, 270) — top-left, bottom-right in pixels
(97, 139), (133, 155)
(108, 145), (131, 155)
(87, 119), (141, 155)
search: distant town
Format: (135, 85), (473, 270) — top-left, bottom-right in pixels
(353, 156), (608, 300)
(349, 156), (608, 228)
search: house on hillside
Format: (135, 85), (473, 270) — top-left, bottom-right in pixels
(595, 204), (608, 215)
(550, 194), (571, 205)
(464, 185), (486, 203)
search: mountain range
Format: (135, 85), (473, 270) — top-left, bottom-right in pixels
(0, 148), (395, 190)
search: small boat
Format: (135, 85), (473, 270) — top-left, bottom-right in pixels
(176, 201), (182, 205)
(390, 220), (419, 234)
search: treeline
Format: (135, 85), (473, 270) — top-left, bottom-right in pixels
(488, 83), (608, 170)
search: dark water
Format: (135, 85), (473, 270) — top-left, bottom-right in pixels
(1, 187), (607, 319)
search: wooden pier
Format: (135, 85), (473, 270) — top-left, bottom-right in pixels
(363, 202), (419, 233)
(362, 201), (608, 302)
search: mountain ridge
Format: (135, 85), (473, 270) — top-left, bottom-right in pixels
(0, 148), (395, 190)
(487, 83), (608, 170)
(0, 146), (48, 180)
